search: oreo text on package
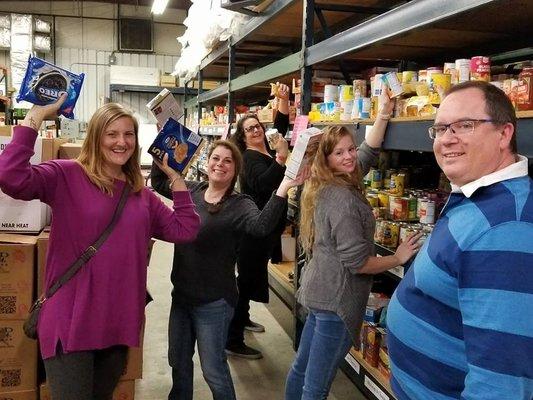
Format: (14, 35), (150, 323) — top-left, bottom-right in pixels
(148, 118), (204, 174)
(16, 56), (85, 119)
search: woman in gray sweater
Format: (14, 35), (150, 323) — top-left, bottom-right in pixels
(285, 91), (422, 400)
(151, 140), (305, 400)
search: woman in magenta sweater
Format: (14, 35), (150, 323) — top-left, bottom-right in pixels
(0, 95), (200, 400)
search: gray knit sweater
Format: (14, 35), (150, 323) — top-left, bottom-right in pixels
(296, 141), (380, 343)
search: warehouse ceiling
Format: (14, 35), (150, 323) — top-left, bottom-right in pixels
(29, 0), (192, 10)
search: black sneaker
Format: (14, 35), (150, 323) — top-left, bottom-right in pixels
(245, 321), (265, 333)
(225, 344), (263, 359)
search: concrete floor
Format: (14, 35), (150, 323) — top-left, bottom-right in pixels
(136, 239), (367, 400)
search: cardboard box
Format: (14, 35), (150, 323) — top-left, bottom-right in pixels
(0, 320), (38, 392)
(0, 137), (48, 233)
(40, 379), (134, 400)
(146, 89), (183, 127)
(160, 74), (176, 87)
(363, 323), (382, 368)
(0, 389), (37, 400)
(0, 234), (36, 320)
(58, 142), (82, 160)
(257, 107), (275, 123)
(284, 127), (322, 180)
(148, 119), (204, 175)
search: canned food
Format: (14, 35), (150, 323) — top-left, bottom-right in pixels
(382, 221), (393, 247)
(389, 173), (405, 196)
(455, 59), (471, 83)
(443, 62), (458, 84)
(418, 70), (427, 82)
(407, 197), (417, 220)
(370, 168), (382, 189)
(366, 194), (379, 207)
(399, 225), (417, 244)
(417, 197), (428, 219)
(419, 200), (436, 224)
(389, 222), (400, 248)
(374, 219), (385, 243)
(377, 191), (389, 208)
(470, 56), (491, 82)
(382, 72), (404, 97)
(390, 196), (409, 221)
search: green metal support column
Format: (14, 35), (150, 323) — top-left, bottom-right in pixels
(228, 44), (236, 124)
(197, 70), (203, 126)
(300, 0), (314, 116)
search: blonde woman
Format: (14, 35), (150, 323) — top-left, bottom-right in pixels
(0, 95), (200, 400)
(285, 91), (422, 399)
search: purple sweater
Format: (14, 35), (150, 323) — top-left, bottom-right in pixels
(0, 126), (200, 359)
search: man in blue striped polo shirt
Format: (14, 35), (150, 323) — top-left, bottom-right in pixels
(387, 80), (532, 399)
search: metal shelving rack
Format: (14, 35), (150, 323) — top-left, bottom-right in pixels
(184, 1), (533, 399)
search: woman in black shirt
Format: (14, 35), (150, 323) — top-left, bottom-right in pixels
(227, 83), (291, 359)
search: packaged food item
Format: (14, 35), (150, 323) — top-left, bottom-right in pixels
(148, 118), (204, 174)
(16, 55), (84, 119)
(382, 71), (404, 97)
(430, 73), (452, 104)
(353, 79), (367, 97)
(517, 66), (533, 111)
(146, 88), (183, 127)
(265, 128), (281, 150)
(455, 58), (471, 82)
(285, 127), (322, 179)
(470, 56), (491, 82)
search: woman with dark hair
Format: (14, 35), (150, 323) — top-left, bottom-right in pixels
(285, 91), (422, 399)
(0, 95), (200, 400)
(227, 83), (291, 359)
(151, 139), (306, 400)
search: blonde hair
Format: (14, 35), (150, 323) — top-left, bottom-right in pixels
(299, 126), (365, 255)
(77, 103), (144, 195)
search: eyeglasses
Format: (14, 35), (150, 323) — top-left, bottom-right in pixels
(244, 123), (262, 133)
(428, 119), (495, 140)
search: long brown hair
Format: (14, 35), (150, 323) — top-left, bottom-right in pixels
(77, 103), (144, 195)
(232, 114), (269, 153)
(205, 140), (243, 213)
(299, 126), (365, 254)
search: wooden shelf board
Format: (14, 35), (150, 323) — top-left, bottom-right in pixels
(349, 348), (394, 396)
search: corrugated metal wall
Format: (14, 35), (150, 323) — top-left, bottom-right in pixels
(50, 48), (180, 123)
(0, 48), (180, 123)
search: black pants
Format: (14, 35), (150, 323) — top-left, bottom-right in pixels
(43, 343), (128, 400)
(226, 290), (251, 346)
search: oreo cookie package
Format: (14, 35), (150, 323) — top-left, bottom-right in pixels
(148, 118), (204, 174)
(16, 56), (84, 119)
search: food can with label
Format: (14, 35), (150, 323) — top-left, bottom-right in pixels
(470, 56), (491, 82)
(370, 168), (382, 189)
(382, 72), (404, 97)
(399, 225), (417, 244)
(392, 173), (405, 196)
(417, 197), (428, 219)
(382, 221), (393, 247)
(374, 218), (385, 243)
(390, 196), (409, 221)
(389, 222), (400, 248)
(455, 59), (471, 82)
(407, 197), (417, 220)
(366, 194), (379, 207)
(419, 199), (436, 224)
(418, 70), (428, 82)
(377, 191), (389, 208)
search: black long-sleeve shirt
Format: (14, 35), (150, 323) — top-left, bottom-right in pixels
(150, 163), (287, 306)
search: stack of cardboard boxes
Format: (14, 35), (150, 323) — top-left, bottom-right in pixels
(0, 127), (143, 400)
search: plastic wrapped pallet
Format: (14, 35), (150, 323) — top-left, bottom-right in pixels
(33, 34), (51, 52)
(34, 18), (51, 33)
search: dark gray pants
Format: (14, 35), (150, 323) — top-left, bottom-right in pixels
(43, 344), (128, 400)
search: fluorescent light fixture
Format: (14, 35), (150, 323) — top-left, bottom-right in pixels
(151, 0), (169, 15)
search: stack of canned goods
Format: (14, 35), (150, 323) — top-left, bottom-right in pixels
(374, 220), (433, 249)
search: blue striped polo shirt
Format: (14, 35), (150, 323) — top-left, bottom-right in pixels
(387, 176), (533, 400)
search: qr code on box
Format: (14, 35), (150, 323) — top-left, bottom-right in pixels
(0, 296), (16, 315)
(1, 369), (21, 388)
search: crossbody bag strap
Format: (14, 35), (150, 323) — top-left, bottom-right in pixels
(43, 184), (131, 300)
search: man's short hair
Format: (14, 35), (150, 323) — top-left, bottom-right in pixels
(444, 81), (517, 153)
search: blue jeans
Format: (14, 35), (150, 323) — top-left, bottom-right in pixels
(285, 310), (352, 400)
(168, 298), (236, 400)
